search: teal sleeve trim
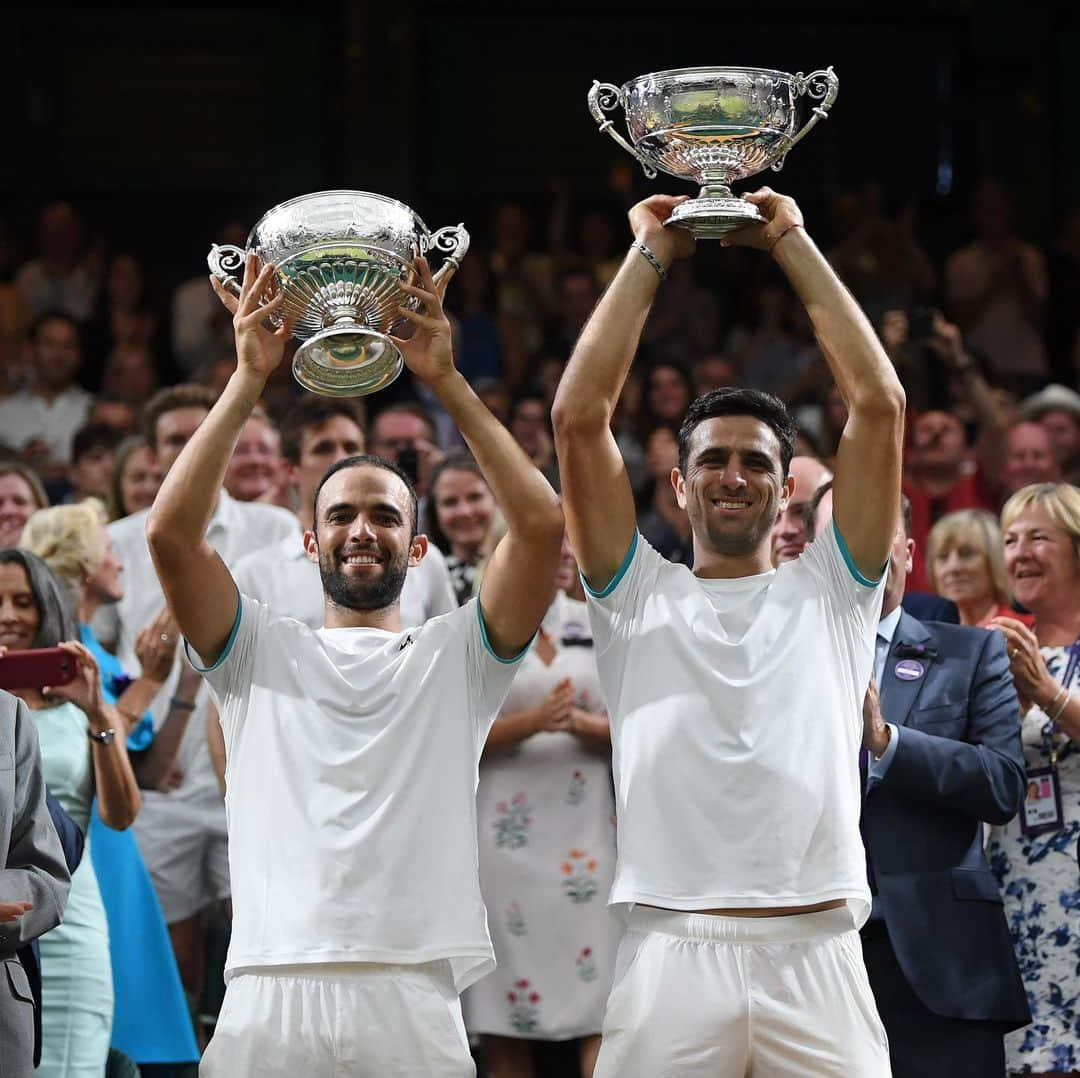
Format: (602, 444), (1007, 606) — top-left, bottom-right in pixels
(581, 530), (639, 599)
(832, 520), (884, 588)
(184, 588), (243, 673)
(476, 599), (533, 665)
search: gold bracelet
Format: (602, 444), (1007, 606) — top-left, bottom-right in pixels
(1050, 691), (1072, 725)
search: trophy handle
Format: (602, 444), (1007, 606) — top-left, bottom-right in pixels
(423, 224), (471, 286)
(771, 66), (840, 172)
(588, 81), (658, 179)
(207, 243), (247, 298)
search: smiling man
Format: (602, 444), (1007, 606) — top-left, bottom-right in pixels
(146, 254), (562, 1076)
(552, 188), (905, 1077)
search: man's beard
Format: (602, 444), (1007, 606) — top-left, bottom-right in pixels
(318, 545), (410, 612)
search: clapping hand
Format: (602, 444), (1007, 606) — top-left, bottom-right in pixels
(135, 607), (180, 685)
(534, 678), (574, 733)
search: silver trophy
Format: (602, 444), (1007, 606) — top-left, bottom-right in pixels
(588, 66), (839, 238)
(207, 191), (469, 397)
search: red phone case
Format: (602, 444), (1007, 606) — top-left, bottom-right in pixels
(0, 648), (78, 691)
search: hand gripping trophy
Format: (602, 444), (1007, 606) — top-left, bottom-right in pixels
(207, 191), (469, 396)
(588, 66), (839, 238)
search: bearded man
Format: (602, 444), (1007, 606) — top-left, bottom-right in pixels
(146, 253), (563, 1076)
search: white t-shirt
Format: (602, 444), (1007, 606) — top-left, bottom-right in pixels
(0, 386), (93, 464)
(232, 533), (457, 630)
(584, 522), (884, 926)
(93, 492), (299, 803)
(192, 595), (524, 990)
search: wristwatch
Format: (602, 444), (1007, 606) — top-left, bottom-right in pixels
(88, 727), (116, 746)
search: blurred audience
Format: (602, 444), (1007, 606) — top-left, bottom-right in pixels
(66, 424), (121, 505)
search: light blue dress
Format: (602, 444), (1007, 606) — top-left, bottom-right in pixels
(34, 700), (113, 1078)
(82, 623), (200, 1064)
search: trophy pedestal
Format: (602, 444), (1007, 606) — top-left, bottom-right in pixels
(292, 327), (404, 398)
(664, 195), (764, 239)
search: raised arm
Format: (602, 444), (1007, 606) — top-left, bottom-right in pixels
(552, 196), (696, 590)
(728, 189), (906, 579)
(395, 259), (563, 658)
(146, 256), (288, 664)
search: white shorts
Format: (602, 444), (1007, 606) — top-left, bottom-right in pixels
(594, 906), (890, 1078)
(133, 789), (230, 924)
(200, 961), (475, 1077)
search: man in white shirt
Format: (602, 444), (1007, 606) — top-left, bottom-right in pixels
(148, 253), (562, 1075)
(232, 396), (456, 628)
(0, 312), (93, 473)
(94, 382), (298, 1011)
(552, 188), (905, 1077)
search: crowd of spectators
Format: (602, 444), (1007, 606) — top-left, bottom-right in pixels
(0, 174), (1078, 1077)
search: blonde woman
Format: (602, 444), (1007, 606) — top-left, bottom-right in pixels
(20, 501), (199, 1067)
(927, 509), (1032, 627)
(985, 483), (1080, 1076)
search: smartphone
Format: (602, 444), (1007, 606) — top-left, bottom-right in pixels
(0, 648), (77, 691)
(397, 445), (420, 485)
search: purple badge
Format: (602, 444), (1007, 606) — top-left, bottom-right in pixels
(895, 659), (925, 681)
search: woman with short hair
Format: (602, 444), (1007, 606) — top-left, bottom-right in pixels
(987, 483), (1080, 1076)
(927, 509), (1030, 627)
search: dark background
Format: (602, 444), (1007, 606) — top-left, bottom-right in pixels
(1, 2), (1074, 296)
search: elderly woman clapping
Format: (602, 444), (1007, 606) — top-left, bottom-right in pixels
(986, 483), (1080, 1077)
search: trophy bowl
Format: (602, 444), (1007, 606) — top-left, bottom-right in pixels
(588, 67), (839, 239)
(207, 191), (469, 397)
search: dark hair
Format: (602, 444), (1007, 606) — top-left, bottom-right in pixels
(677, 387), (797, 478)
(803, 480), (911, 541)
(28, 309), (81, 346)
(141, 384), (217, 448)
(637, 361), (695, 444)
(0, 548), (77, 647)
(423, 451), (489, 556)
(72, 422), (122, 464)
(312, 454), (419, 538)
(280, 397), (367, 465)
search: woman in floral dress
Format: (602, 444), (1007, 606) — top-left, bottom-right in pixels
(464, 537), (622, 1078)
(988, 483), (1080, 1076)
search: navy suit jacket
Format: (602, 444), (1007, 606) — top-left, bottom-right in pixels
(862, 612), (1030, 1028)
(18, 794), (84, 1067)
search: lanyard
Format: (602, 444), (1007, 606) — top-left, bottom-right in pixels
(1042, 636), (1080, 766)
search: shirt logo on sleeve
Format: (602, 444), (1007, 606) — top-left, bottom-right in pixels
(398, 633), (414, 651)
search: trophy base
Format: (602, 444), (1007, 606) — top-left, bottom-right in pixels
(664, 197), (765, 239)
(292, 326), (404, 398)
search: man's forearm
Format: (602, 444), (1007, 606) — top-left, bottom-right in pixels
(148, 371), (263, 549)
(430, 371), (560, 535)
(553, 247), (660, 430)
(774, 230), (903, 409)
